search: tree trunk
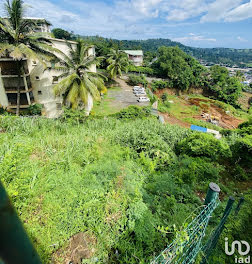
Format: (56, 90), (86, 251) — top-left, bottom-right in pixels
(16, 60), (23, 116)
(85, 92), (93, 116)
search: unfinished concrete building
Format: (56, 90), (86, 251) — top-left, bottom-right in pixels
(0, 38), (96, 118)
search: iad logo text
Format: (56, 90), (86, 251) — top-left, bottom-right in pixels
(225, 237), (250, 263)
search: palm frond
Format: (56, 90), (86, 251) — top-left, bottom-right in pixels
(82, 73), (100, 101)
(53, 73), (79, 95)
(79, 80), (88, 105)
(66, 81), (79, 108)
(5, 0), (24, 31)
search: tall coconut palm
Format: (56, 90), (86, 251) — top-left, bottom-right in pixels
(106, 49), (129, 79)
(52, 39), (107, 112)
(0, 0), (59, 115)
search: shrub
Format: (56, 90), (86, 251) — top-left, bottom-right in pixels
(172, 155), (223, 185)
(158, 100), (171, 113)
(127, 74), (148, 87)
(0, 105), (12, 116)
(151, 80), (169, 91)
(22, 103), (43, 116)
(237, 117), (252, 136)
(112, 106), (151, 120)
(60, 107), (87, 124)
(176, 133), (232, 161)
(231, 135), (252, 168)
(161, 92), (169, 102)
(128, 65), (154, 75)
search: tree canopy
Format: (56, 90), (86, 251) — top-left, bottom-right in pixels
(151, 46), (206, 91)
(52, 28), (74, 40)
(53, 39), (106, 110)
(206, 65), (243, 107)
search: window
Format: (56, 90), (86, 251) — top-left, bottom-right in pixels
(38, 90), (42, 95)
(52, 76), (59, 84)
(35, 76), (40, 81)
(56, 103), (62, 110)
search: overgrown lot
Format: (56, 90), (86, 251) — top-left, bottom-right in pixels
(0, 113), (251, 263)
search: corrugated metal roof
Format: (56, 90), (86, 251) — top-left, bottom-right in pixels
(124, 50), (143, 56)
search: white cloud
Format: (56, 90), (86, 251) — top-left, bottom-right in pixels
(172, 33), (216, 44)
(237, 36), (248, 42)
(224, 0), (252, 22)
(200, 0), (243, 22)
(164, 0), (207, 21)
(161, 0), (252, 23)
(132, 0), (163, 17)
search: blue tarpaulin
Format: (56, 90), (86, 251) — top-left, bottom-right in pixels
(190, 125), (207, 133)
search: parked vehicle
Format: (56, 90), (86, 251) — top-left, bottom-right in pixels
(135, 91), (146, 96)
(133, 87), (145, 91)
(133, 89), (145, 94)
(133, 86), (144, 90)
(137, 97), (150, 102)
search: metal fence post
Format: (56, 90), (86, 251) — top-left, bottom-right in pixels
(201, 196), (235, 264)
(0, 180), (42, 264)
(204, 182), (220, 205)
(235, 197), (245, 216)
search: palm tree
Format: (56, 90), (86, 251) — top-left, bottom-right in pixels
(106, 49), (129, 79)
(0, 0), (59, 115)
(52, 39), (107, 112)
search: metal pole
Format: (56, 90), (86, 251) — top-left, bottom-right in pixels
(0, 181), (42, 264)
(235, 197), (245, 216)
(201, 196), (235, 264)
(204, 182), (220, 205)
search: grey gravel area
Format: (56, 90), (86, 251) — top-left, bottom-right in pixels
(107, 78), (149, 108)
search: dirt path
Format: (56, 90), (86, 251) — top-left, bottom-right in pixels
(160, 113), (191, 128)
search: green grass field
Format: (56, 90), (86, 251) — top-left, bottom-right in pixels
(0, 114), (251, 263)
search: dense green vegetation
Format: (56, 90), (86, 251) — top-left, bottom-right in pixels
(0, 111), (251, 263)
(206, 65), (243, 107)
(148, 47), (246, 108)
(128, 65), (154, 75)
(151, 46), (206, 91)
(126, 74), (148, 87)
(75, 36), (252, 68)
(52, 28), (75, 40)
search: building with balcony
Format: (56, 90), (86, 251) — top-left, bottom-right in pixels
(0, 38), (96, 118)
(124, 50), (143, 66)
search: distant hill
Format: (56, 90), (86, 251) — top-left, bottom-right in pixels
(80, 36), (252, 68)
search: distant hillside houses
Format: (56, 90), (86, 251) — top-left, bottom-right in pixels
(124, 50), (143, 66)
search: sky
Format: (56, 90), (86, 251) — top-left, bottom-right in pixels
(1, 0), (252, 48)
